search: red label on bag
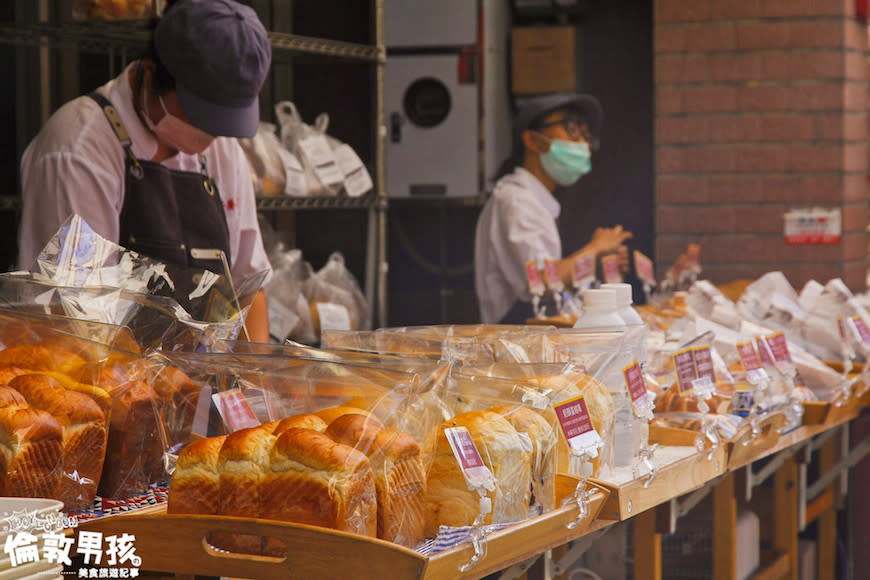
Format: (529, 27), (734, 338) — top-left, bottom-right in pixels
(736, 340), (762, 371)
(601, 255), (622, 284)
(838, 318), (847, 341)
(555, 396), (594, 439)
(756, 337), (775, 366)
(526, 260), (545, 295)
(692, 346), (715, 381)
(765, 332), (792, 363)
(544, 259), (563, 290)
(633, 250), (655, 287)
(573, 254), (596, 288)
(445, 427), (484, 470)
(212, 389), (260, 432)
(851, 316), (870, 344)
(673, 348), (697, 393)
(623, 361), (648, 404)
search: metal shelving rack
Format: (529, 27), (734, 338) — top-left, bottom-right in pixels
(0, 0), (388, 326)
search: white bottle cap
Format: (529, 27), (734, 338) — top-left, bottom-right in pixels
(583, 288), (618, 312)
(602, 283), (634, 308)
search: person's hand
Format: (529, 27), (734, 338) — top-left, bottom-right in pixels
(589, 226), (633, 255)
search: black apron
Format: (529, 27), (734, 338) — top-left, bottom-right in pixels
(88, 92), (231, 274)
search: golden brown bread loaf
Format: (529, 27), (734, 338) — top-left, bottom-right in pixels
(654, 382), (734, 415)
(0, 345), (86, 374)
(261, 427), (377, 541)
(325, 413), (426, 547)
(8, 374), (107, 509)
(0, 366), (28, 387)
(0, 406), (64, 498)
(314, 406), (375, 426)
(425, 410), (532, 536)
(168, 435), (227, 515)
(150, 366), (202, 445)
(0, 385), (28, 407)
(273, 413), (328, 434)
(490, 405), (557, 515)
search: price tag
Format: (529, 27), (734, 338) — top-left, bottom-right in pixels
(526, 260), (546, 296)
(212, 389), (261, 432)
(572, 254), (596, 289)
(673, 348), (698, 394)
(624, 361), (654, 419)
(334, 144), (373, 197)
(277, 148), (308, 197)
(444, 426), (496, 491)
(601, 254), (622, 284)
(316, 302), (352, 332)
(267, 298), (300, 342)
(544, 259), (564, 292)
(691, 375), (715, 398)
(633, 250), (656, 287)
(851, 316), (870, 344)
(736, 340), (768, 384)
(554, 396), (603, 457)
(298, 134), (344, 187)
(764, 332), (792, 363)
(691, 346), (716, 382)
(755, 336), (775, 367)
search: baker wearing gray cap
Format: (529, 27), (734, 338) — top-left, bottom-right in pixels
(19, 0), (274, 341)
(474, 93), (633, 324)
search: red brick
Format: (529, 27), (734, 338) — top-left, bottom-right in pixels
(656, 86), (683, 114)
(845, 20), (867, 51)
(803, 174), (847, 203)
(843, 174), (869, 201)
(845, 52), (869, 82)
(736, 144), (791, 173)
(762, 175), (808, 202)
(710, 3), (763, 19)
(845, 81), (869, 111)
(790, 143), (844, 171)
(656, 54), (712, 84)
(656, 206), (684, 235)
(656, 235), (698, 266)
(737, 85), (792, 112)
(845, 143), (869, 172)
(842, 261), (867, 290)
(657, 146), (686, 174)
(657, 0), (712, 23)
(672, 206), (736, 234)
(656, 117), (711, 144)
(710, 176), (764, 203)
(779, 264), (854, 289)
(733, 205), (787, 234)
(763, 0), (847, 18)
(761, 52), (799, 82)
(685, 23), (736, 51)
(813, 114), (846, 140)
(655, 26), (687, 53)
(710, 53), (764, 82)
(790, 20), (846, 49)
(791, 84), (844, 111)
(703, 265), (772, 286)
(844, 113), (869, 141)
(762, 114), (815, 141)
(843, 203), (869, 232)
(736, 22), (790, 50)
(685, 146), (737, 173)
(843, 233), (866, 261)
(657, 175), (711, 203)
(683, 86), (738, 113)
(796, 51), (844, 81)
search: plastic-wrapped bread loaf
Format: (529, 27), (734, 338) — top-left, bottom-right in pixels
(273, 413), (328, 434)
(168, 435), (228, 515)
(325, 413), (426, 548)
(260, 428), (378, 541)
(0, 366), (28, 386)
(0, 345), (86, 375)
(0, 406), (64, 498)
(425, 410), (532, 536)
(8, 374), (107, 509)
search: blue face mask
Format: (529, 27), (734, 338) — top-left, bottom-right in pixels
(539, 138), (592, 186)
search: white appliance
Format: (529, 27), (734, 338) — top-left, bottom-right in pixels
(385, 0), (477, 48)
(385, 54), (479, 198)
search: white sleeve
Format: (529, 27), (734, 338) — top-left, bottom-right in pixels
(496, 194), (562, 299)
(18, 150), (123, 271)
(227, 141), (273, 286)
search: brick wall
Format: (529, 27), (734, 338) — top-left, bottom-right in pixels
(654, 0), (870, 290)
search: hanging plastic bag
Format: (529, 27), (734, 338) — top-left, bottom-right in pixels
(315, 252), (371, 331)
(275, 101), (344, 197)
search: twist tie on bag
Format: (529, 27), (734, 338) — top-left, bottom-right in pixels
(632, 442), (659, 488)
(567, 477), (592, 530)
(444, 426), (496, 572)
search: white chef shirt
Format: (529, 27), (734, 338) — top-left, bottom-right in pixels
(18, 62), (272, 285)
(474, 167), (562, 323)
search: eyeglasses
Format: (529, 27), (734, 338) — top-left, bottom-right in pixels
(538, 118), (600, 150)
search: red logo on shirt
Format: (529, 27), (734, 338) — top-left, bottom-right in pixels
(224, 199), (236, 211)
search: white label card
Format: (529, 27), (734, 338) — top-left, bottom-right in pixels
(268, 298), (300, 342)
(299, 134), (344, 187)
(444, 426), (496, 491)
(554, 396), (603, 458)
(333, 144), (373, 197)
(316, 302), (352, 331)
(277, 148), (308, 197)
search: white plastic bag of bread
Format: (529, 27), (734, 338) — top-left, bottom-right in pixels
(456, 363), (615, 481)
(167, 360), (438, 550)
(0, 308), (202, 510)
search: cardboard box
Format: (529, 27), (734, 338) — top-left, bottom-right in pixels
(511, 26), (576, 95)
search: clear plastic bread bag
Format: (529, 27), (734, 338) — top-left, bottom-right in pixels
(237, 122), (289, 197)
(275, 101), (344, 197)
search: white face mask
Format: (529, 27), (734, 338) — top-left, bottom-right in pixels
(141, 88), (214, 155)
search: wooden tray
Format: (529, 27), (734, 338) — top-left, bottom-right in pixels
(77, 476), (609, 580)
(726, 411), (786, 469)
(803, 396), (860, 427)
(593, 444), (728, 521)
(525, 315), (577, 328)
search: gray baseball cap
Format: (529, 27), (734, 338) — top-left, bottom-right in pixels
(155, 0), (271, 138)
(513, 92), (604, 146)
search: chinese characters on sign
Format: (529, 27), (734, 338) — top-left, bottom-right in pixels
(3, 527), (141, 576)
